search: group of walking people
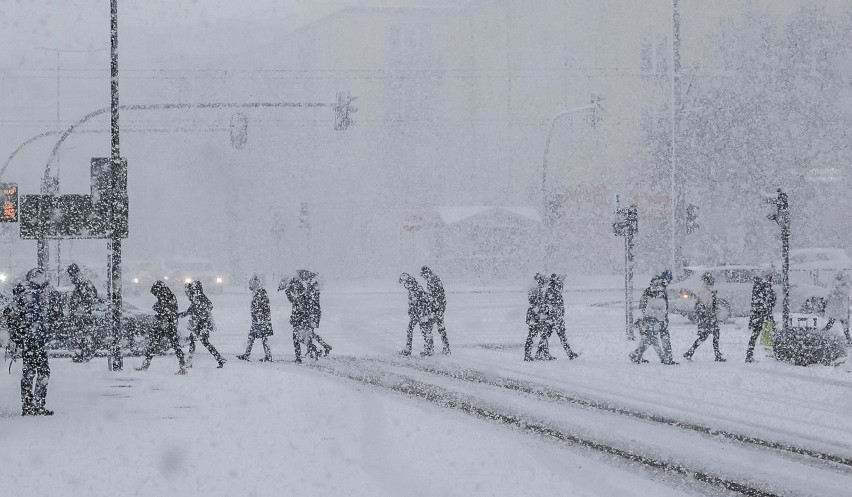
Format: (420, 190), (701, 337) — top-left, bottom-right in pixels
(524, 273), (579, 361)
(628, 268), (851, 365)
(399, 266), (451, 356)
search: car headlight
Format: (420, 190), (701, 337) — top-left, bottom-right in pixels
(164, 276), (169, 280)
(133, 278), (139, 284)
(216, 277), (223, 284)
(184, 278), (192, 284)
(0, 273), (7, 282)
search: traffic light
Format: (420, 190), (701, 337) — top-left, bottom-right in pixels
(334, 91), (357, 131)
(685, 203), (699, 234)
(0, 182), (18, 222)
(765, 189), (789, 227)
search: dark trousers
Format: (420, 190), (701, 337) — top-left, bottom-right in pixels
(434, 310), (450, 352)
(746, 315), (770, 360)
(146, 331), (186, 367)
(658, 326), (674, 363)
(21, 347), (50, 413)
(74, 319), (96, 361)
(245, 335), (272, 360)
(524, 323), (541, 359)
(686, 326), (721, 359)
(292, 328), (319, 361)
(631, 319), (663, 362)
(536, 321), (575, 358)
(403, 318), (434, 355)
(188, 331), (224, 364)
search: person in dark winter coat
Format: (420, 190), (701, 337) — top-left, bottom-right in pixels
(137, 280), (187, 374)
(630, 275), (677, 364)
(16, 269), (54, 415)
(399, 272), (435, 356)
(683, 272), (726, 362)
(524, 273), (547, 361)
(180, 281), (225, 368)
(238, 275), (273, 362)
(823, 272), (851, 344)
(281, 272), (318, 363)
(535, 274), (579, 360)
(746, 271), (776, 363)
(421, 266), (450, 354)
(67, 263), (98, 363)
(303, 271), (332, 357)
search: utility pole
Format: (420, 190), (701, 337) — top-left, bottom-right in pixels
(614, 197), (638, 340)
(108, 0), (124, 371)
(670, 0), (682, 276)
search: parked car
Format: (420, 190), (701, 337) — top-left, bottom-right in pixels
(788, 248), (852, 288)
(668, 265), (827, 323)
(167, 258), (226, 294)
(0, 284), (161, 357)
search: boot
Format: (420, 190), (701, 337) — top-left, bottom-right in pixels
(135, 358), (151, 371)
(176, 365), (187, 375)
(441, 346), (451, 355)
(21, 394), (35, 416)
(683, 351), (694, 361)
(323, 344), (333, 357)
(236, 353), (249, 361)
(217, 358), (226, 368)
(37, 407), (54, 416)
(524, 354), (534, 362)
(186, 355), (193, 369)
(715, 355), (727, 362)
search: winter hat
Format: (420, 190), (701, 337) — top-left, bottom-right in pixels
(248, 274), (262, 292)
(660, 269), (672, 283)
(26, 268), (47, 288)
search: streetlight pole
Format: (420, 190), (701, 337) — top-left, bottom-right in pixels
(108, 0), (124, 371)
(670, 0), (681, 275)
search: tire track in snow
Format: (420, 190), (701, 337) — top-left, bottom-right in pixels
(356, 355), (852, 471)
(299, 357), (783, 497)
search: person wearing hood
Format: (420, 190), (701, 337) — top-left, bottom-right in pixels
(823, 271), (851, 344)
(631, 274), (677, 364)
(421, 266), (450, 354)
(238, 274), (273, 362)
(180, 281), (225, 368)
(399, 272), (435, 356)
(683, 272), (726, 362)
(535, 274), (579, 360)
(280, 271), (318, 363)
(137, 280), (187, 374)
(746, 271), (776, 363)
(17, 269), (54, 415)
(524, 273), (548, 361)
(67, 263), (98, 363)
(302, 271), (332, 357)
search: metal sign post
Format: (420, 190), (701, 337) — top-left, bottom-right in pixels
(614, 197), (638, 341)
(767, 188), (790, 338)
(108, 0), (125, 371)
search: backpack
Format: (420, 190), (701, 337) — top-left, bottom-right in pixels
(4, 304), (25, 348)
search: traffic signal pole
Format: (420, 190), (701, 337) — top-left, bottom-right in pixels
(614, 198), (638, 341)
(767, 189), (790, 338)
(108, 0), (123, 371)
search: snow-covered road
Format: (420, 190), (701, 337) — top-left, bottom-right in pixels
(2, 285), (851, 496)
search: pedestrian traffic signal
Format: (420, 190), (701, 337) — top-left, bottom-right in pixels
(0, 182), (18, 222)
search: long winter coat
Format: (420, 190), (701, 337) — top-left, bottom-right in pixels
(250, 288), (273, 337)
(185, 291), (214, 335)
(404, 278), (433, 323)
(639, 281), (668, 324)
(69, 279), (98, 327)
(305, 279), (321, 329)
(694, 288), (719, 335)
(284, 278), (311, 329)
(422, 269), (446, 315)
(152, 283), (180, 339)
(526, 284), (546, 327)
(748, 277), (776, 325)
